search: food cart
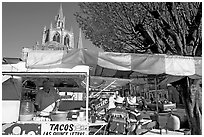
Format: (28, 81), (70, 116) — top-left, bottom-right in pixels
(2, 63), (91, 135)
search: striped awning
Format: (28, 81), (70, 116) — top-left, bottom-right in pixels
(24, 49), (202, 78)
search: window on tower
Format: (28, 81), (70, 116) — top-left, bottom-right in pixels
(58, 21), (60, 27)
(53, 32), (60, 43)
(64, 35), (69, 46)
(61, 22), (63, 28)
(45, 30), (49, 43)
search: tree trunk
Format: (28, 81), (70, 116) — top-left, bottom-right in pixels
(172, 77), (202, 135)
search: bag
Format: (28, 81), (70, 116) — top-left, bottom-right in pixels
(107, 110), (129, 134)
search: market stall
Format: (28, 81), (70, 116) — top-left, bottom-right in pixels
(2, 49), (202, 135)
(2, 64), (91, 135)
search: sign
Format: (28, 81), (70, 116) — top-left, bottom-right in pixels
(41, 122), (88, 135)
(94, 98), (109, 113)
(3, 122), (89, 135)
(2, 123), (41, 135)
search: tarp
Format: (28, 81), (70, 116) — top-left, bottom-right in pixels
(158, 75), (185, 87)
(2, 75), (11, 83)
(2, 61), (89, 74)
(25, 49), (202, 77)
(90, 76), (132, 91)
(2, 77), (22, 100)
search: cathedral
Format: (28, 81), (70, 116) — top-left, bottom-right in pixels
(22, 4), (79, 60)
(41, 4), (74, 50)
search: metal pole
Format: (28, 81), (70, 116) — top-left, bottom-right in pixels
(155, 76), (159, 113)
(154, 76), (161, 132)
(91, 80), (116, 98)
(86, 73), (89, 123)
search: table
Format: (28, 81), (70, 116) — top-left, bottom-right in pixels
(88, 120), (108, 135)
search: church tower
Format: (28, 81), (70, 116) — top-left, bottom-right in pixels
(41, 4), (74, 50)
(55, 4), (65, 30)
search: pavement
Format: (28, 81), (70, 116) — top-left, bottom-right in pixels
(144, 129), (184, 135)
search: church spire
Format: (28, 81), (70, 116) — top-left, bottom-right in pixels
(59, 3), (63, 19)
(38, 3), (75, 51)
(55, 4), (65, 29)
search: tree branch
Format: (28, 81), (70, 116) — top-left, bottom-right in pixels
(121, 3), (138, 35)
(154, 29), (177, 55)
(186, 2), (202, 46)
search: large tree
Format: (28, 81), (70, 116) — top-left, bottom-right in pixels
(172, 77), (202, 135)
(75, 2), (202, 135)
(75, 2), (202, 56)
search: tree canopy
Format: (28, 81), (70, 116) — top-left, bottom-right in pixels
(75, 2), (202, 56)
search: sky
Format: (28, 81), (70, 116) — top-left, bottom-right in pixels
(2, 2), (103, 58)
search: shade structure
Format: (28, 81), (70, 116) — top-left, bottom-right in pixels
(25, 49), (202, 78)
(90, 76), (132, 91)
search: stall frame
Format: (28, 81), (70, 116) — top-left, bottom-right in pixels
(2, 65), (91, 135)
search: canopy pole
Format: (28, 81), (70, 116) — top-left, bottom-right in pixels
(92, 80), (117, 98)
(154, 76), (160, 130)
(155, 76), (159, 113)
(86, 74), (89, 123)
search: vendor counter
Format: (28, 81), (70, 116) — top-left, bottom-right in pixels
(3, 111), (108, 136)
(3, 120), (90, 135)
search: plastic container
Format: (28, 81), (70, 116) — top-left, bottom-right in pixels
(19, 100), (35, 121)
(19, 100), (34, 115)
(19, 114), (34, 121)
(67, 110), (80, 120)
(50, 111), (68, 121)
(77, 111), (86, 121)
(166, 114), (180, 130)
